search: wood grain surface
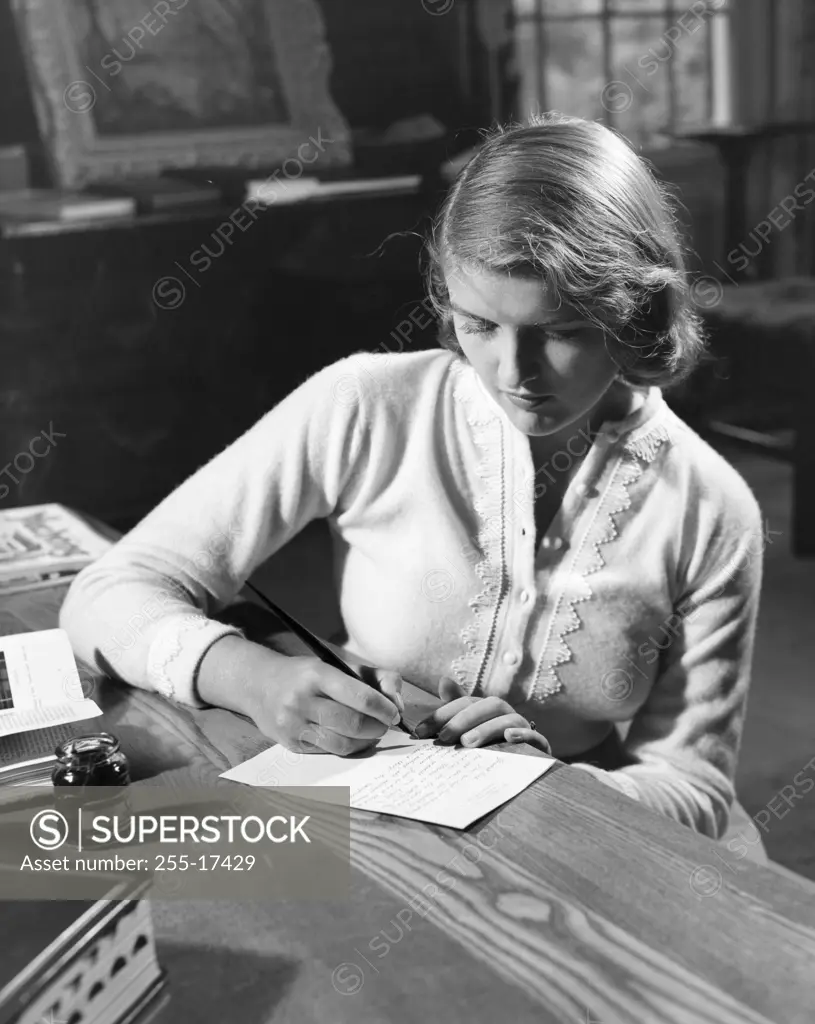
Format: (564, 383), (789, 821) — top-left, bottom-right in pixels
(3, 583), (815, 1024)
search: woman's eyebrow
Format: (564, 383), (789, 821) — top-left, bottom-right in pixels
(532, 318), (586, 328)
(449, 303), (585, 328)
(449, 303), (491, 319)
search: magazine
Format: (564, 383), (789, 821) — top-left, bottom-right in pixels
(0, 504), (112, 595)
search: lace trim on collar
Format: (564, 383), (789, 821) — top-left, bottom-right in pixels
(530, 417), (674, 702)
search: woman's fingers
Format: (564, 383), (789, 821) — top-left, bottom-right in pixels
(316, 665), (402, 728)
(414, 695), (482, 737)
(305, 725), (378, 757)
(438, 676), (464, 703)
(353, 663), (406, 722)
(503, 727), (552, 755)
(413, 677), (470, 736)
(457, 713), (531, 748)
(308, 697), (390, 740)
(373, 669), (406, 718)
(285, 725), (324, 753)
(420, 696), (515, 742)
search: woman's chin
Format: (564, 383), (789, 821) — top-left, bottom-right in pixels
(502, 401), (565, 435)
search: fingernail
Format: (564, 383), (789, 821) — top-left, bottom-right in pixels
(391, 708), (403, 726)
(437, 728), (454, 744)
(414, 722), (431, 738)
(505, 729), (523, 743)
(394, 692), (406, 714)
(460, 733), (477, 746)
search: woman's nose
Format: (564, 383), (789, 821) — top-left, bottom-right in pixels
(497, 330), (542, 388)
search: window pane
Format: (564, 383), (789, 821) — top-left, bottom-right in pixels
(515, 0), (602, 14)
(673, 12), (716, 127)
(542, 18), (605, 121)
(610, 0), (728, 10)
(609, 0), (670, 10)
(608, 16), (671, 143)
(542, 0), (603, 13)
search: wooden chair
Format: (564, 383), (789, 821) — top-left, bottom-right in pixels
(688, 276), (815, 557)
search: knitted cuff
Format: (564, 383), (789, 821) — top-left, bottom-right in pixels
(146, 613), (243, 708)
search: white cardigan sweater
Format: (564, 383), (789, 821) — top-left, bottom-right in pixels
(60, 349), (764, 838)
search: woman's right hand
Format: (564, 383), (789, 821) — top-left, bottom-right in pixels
(252, 654), (405, 754)
(198, 636), (404, 755)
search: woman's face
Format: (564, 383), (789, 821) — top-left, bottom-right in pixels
(446, 266), (622, 438)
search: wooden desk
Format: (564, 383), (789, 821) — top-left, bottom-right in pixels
(3, 583), (815, 1024)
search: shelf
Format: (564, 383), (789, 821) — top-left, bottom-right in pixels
(0, 179), (426, 241)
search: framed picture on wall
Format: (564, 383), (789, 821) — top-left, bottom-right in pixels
(9, 0), (351, 187)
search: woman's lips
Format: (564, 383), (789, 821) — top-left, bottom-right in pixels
(502, 391), (553, 410)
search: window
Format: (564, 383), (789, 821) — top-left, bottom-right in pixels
(512, 0), (733, 147)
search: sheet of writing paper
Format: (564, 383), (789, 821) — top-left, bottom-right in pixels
(220, 730), (555, 829)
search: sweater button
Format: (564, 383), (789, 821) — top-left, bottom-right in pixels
(520, 590), (531, 604)
(503, 651), (520, 666)
(541, 536), (564, 551)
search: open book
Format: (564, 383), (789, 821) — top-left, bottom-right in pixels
(0, 629), (102, 787)
(0, 504), (112, 595)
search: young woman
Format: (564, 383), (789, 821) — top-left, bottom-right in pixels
(61, 114), (763, 839)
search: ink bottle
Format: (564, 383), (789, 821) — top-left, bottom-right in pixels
(52, 732), (131, 788)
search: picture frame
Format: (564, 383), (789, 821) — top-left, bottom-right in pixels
(10, 0), (352, 188)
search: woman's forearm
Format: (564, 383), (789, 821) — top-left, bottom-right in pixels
(196, 634), (288, 716)
(196, 629), (357, 718)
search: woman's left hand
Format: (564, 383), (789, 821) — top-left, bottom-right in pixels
(413, 678), (552, 754)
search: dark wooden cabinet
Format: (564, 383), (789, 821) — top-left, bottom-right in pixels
(0, 193), (441, 530)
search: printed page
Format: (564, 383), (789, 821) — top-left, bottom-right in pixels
(221, 730), (555, 829)
(0, 629), (101, 737)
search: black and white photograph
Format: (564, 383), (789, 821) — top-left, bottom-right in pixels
(0, 1), (813, 1022)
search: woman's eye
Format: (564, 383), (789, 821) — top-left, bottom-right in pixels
(461, 319), (497, 336)
(455, 319), (583, 340)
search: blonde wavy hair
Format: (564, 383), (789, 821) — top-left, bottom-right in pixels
(425, 113), (707, 389)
